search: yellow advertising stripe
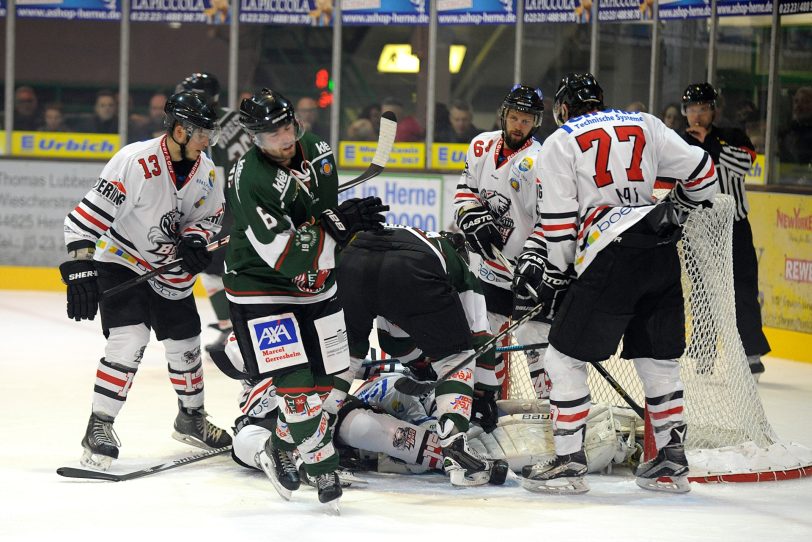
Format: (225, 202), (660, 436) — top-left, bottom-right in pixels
(0, 266), (207, 297)
(763, 327), (812, 364)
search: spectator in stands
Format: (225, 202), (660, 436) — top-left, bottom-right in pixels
(131, 92), (169, 141)
(347, 118), (376, 141)
(359, 102), (382, 137)
(38, 103), (71, 132)
(13, 86), (41, 131)
(779, 86), (812, 183)
(296, 96), (328, 140)
(660, 103), (686, 133)
(381, 96), (424, 142)
(437, 99), (480, 143)
(76, 90), (118, 134)
(624, 101), (647, 113)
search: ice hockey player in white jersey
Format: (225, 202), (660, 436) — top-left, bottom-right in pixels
(454, 84), (552, 401)
(60, 91), (231, 471)
(522, 73), (718, 494)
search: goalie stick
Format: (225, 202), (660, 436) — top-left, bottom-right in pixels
(56, 446), (231, 482)
(102, 111), (398, 299)
(393, 300), (546, 396)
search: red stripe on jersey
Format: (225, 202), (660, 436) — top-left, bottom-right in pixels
(684, 162), (716, 189)
(484, 258), (508, 273)
(224, 287), (316, 297)
(542, 223), (575, 232)
(650, 405), (684, 420)
(241, 379), (275, 413)
(654, 179), (676, 190)
(274, 234), (295, 271)
(577, 206), (608, 240)
(96, 369), (127, 388)
(556, 409), (590, 423)
(75, 206), (110, 231)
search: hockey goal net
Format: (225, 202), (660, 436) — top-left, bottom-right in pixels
(503, 195), (812, 482)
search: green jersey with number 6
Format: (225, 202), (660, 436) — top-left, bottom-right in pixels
(224, 132), (340, 304)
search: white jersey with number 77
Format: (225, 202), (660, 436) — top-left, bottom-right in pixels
(537, 109), (718, 276)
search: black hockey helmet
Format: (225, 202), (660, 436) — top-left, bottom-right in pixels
(681, 83), (718, 114)
(164, 91), (220, 145)
(553, 73), (604, 125)
(500, 84), (544, 137)
(176, 72), (221, 106)
(239, 88), (298, 133)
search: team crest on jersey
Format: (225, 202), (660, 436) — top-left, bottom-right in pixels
(294, 230), (315, 251)
(481, 190), (510, 218)
(146, 210), (181, 264)
(292, 269), (330, 294)
(319, 158), (332, 176)
(510, 178), (520, 191)
(392, 427), (417, 451)
(284, 393), (320, 416)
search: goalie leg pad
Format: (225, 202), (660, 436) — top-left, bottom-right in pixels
(338, 409), (434, 468)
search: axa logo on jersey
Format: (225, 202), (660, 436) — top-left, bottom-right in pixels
(254, 317), (299, 350)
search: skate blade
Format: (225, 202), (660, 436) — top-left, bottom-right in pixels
(337, 469), (368, 487)
(171, 431), (218, 451)
(522, 476), (590, 494)
(257, 452), (294, 501)
(448, 468), (490, 487)
(636, 475), (691, 493)
(80, 449), (113, 472)
(322, 498), (341, 516)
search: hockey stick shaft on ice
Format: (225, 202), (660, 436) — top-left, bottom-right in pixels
(102, 111), (398, 299)
(393, 300), (546, 396)
(56, 446), (232, 482)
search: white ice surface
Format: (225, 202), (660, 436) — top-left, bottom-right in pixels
(1, 291), (811, 541)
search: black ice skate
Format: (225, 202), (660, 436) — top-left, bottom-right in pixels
(315, 471), (343, 514)
(80, 412), (121, 471)
(635, 425), (690, 493)
(172, 405), (232, 451)
(521, 450), (589, 494)
(256, 438), (301, 501)
(440, 432), (508, 487)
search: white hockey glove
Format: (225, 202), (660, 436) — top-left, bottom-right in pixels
(511, 247), (545, 319)
(457, 204), (503, 260)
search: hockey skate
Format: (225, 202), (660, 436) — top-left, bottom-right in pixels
(80, 412), (121, 471)
(204, 324), (232, 359)
(521, 450), (589, 494)
(172, 404), (232, 451)
(635, 426), (690, 493)
(314, 471), (343, 514)
(440, 432), (509, 487)
(256, 438), (301, 501)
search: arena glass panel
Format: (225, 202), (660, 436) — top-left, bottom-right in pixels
(597, 22), (653, 115)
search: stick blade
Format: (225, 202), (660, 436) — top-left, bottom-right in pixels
(57, 467), (121, 482)
(372, 111), (397, 168)
(393, 376), (434, 396)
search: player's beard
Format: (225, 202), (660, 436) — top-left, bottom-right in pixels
(505, 130), (528, 150)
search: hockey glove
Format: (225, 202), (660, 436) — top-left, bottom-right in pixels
(177, 236), (213, 275)
(538, 268), (572, 321)
(321, 196), (389, 246)
(457, 205), (503, 260)
(511, 248), (545, 320)
(471, 390), (498, 434)
(59, 259), (99, 321)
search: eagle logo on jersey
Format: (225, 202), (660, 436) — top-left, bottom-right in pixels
(393, 427), (417, 450)
(480, 189), (515, 243)
(146, 210), (181, 264)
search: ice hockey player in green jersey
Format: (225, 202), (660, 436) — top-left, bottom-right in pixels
(223, 88), (388, 508)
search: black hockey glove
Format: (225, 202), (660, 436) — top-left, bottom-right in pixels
(321, 196), (389, 246)
(177, 236), (213, 275)
(457, 205), (503, 260)
(538, 268), (572, 321)
(471, 390), (498, 434)
(59, 259), (99, 321)
(511, 248), (545, 320)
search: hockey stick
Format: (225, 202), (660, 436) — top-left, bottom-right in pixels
(590, 361), (645, 419)
(393, 301), (546, 396)
(102, 111), (398, 299)
(361, 341), (550, 367)
(56, 446), (231, 482)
